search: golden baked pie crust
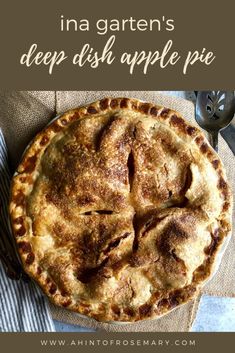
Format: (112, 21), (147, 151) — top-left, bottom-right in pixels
(9, 98), (232, 322)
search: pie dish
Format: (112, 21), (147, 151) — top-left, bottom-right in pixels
(9, 97), (232, 322)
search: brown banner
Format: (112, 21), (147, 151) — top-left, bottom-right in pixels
(1, 333), (235, 353)
(0, 0), (234, 90)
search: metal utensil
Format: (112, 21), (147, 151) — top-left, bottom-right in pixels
(195, 91), (235, 152)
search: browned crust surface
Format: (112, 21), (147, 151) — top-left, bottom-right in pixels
(9, 97), (232, 322)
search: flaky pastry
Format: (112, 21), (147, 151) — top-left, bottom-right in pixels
(10, 98), (232, 322)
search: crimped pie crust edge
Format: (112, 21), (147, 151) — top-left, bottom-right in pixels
(9, 97), (232, 322)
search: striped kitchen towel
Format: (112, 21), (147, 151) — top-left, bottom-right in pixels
(0, 129), (55, 332)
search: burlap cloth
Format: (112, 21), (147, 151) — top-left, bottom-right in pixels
(0, 91), (234, 332)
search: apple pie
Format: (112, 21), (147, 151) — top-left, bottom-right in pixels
(9, 98), (232, 322)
